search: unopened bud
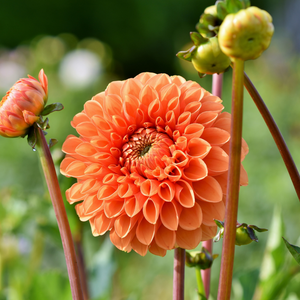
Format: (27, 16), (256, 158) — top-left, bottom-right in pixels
(218, 6), (274, 61)
(185, 247), (218, 269)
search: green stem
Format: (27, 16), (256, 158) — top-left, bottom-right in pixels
(196, 267), (207, 300)
(217, 59), (245, 300)
(243, 72), (300, 201)
(173, 248), (185, 300)
(35, 126), (84, 300)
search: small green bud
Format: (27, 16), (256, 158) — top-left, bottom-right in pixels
(185, 247), (218, 269)
(218, 6), (274, 61)
(204, 5), (218, 17)
(191, 36), (231, 75)
(214, 220), (268, 246)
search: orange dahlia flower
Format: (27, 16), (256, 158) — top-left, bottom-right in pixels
(60, 73), (248, 256)
(0, 69), (48, 138)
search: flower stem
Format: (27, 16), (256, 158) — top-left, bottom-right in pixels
(200, 73), (224, 299)
(173, 247), (185, 300)
(196, 267), (207, 300)
(35, 126), (84, 300)
(217, 59), (245, 300)
(243, 72), (300, 201)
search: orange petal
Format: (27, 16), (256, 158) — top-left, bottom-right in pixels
(114, 214), (139, 238)
(181, 87), (204, 106)
(158, 180), (175, 202)
(164, 164), (182, 182)
(195, 111), (218, 128)
(176, 226), (202, 249)
(66, 182), (85, 204)
(159, 83), (181, 105)
(136, 217), (156, 245)
(80, 179), (101, 194)
(200, 101), (224, 113)
(118, 182), (139, 198)
(75, 142), (98, 157)
(142, 195), (163, 224)
(144, 73), (171, 92)
(140, 179), (160, 197)
(102, 94), (122, 118)
(201, 224), (218, 241)
(90, 212), (114, 236)
(182, 158), (208, 181)
(179, 202), (202, 230)
(186, 138), (211, 159)
(155, 225), (176, 250)
(135, 72), (156, 84)
(175, 180), (195, 208)
(131, 236), (148, 256)
(199, 200), (225, 226)
(111, 115), (128, 137)
(176, 112), (191, 134)
(139, 84), (158, 115)
(76, 121), (98, 137)
(97, 185), (119, 201)
(148, 99), (165, 122)
(170, 75), (186, 86)
(160, 201), (182, 230)
(123, 94), (140, 124)
(71, 112), (90, 128)
(182, 123), (204, 140)
(193, 176), (223, 203)
(105, 81), (123, 96)
(172, 150), (188, 168)
(121, 78), (143, 99)
(201, 127), (230, 146)
(149, 239), (167, 257)
(84, 100), (104, 119)
(125, 193), (147, 217)
(175, 136), (187, 151)
(61, 135), (83, 155)
(110, 228), (134, 252)
(203, 146), (229, 176)
(184, 101), (202, 123)
(65, 161), (87, 178)
(167, 96), (180, 120)
(104, 200), (125, 218)
(82, 194), (104, 216)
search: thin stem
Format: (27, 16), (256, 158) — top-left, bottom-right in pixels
(196, 267), (207, 300)
(243, 72), (300, 201)
(217, 59), (245, 300)
(173, 248), (185, 300)
(200, 73), (224, 299)
(35, 126), (84, 300)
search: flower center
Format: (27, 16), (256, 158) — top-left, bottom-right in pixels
(122, 128), (173, 174)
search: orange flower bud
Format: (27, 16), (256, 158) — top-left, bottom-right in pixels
(0, 69), (48, 138)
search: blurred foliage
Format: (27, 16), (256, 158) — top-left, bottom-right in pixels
(1, 0), (300, 299)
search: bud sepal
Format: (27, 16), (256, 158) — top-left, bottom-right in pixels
(185, 247), (218, 269)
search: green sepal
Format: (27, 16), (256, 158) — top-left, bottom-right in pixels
(176, 46), (197, 62)
(225, 0), (243, 14)
(37, 117), (50, 130)
(197, 292), (207, 300)
(214, 219), (224, 228)
(249, 225), (268, 232)
(198, 72), (207, 79)
(27, 126), (37, 149)
(216, 1), (228, 20)
(196, 23), (214, 38)
(41, 103), (64, 116)
(190, 32), (208, 46)
(49, 139), (58, 149)
(246, 226), (258, 242)
(282, 237), (300, 265)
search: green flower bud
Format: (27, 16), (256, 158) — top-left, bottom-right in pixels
(191, 36), (231, 76)
(214, 220), (268, 246)
(204, 5), (217, 17)
(218, 6), (274, 61)
(185, 248), (218, 269)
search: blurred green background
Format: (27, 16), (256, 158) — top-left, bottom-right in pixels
(1, 0), (300, 299)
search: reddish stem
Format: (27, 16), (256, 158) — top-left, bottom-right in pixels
(36, 126), (84, 300)
(173, 248), (185, 300)
(200, 73), (224, 298)
(243, 72), (300, 201)
(217, 59), (245, 300)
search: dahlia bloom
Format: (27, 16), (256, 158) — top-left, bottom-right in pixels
(60, 73), (248, 256)
(0, 69), (48, 138)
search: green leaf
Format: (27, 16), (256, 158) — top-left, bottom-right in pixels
(190, 32), (208, 46)
(282, 237), (300, 265)
(49, 139), (58, 149)
(225, 0), (243, 14)
(176, 46), (196, 62)
(249, 225), (268, 232)
(216, 1), (228, 20)
(41, 103), (64, 116)
(27, 126), (37, 149)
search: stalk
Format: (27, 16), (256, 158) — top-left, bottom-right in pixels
(173, 248), (185, 300)
(196, 266), (207, 300)
(217, 59), (245, 300)
(243, 72), (300, 201)
(35, 126), (84, 300)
